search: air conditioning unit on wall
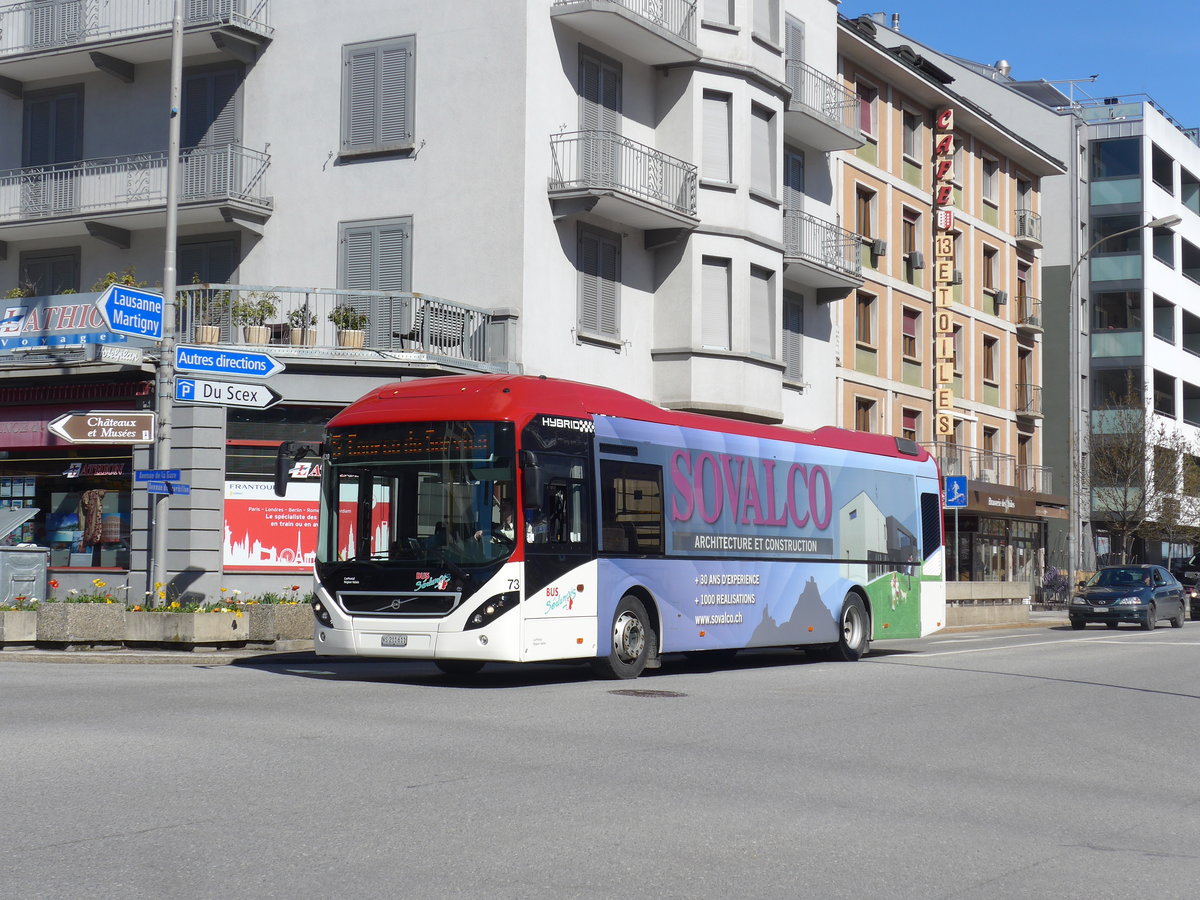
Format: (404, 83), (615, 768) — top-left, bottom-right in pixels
(908, 251), (926, 269)
(871, 238), (887, 256)
(994, 290), (1008, 306)
(951, 269), (964, 284)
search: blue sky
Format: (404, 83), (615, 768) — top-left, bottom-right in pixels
(843, 2), (1197, 131)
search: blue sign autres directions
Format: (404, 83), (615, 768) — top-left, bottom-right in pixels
(175, 345), (285, 378)
(96, 285), (164, 341)
(146, 481), (191, 496)
(136, 469), (182, 483)
(944, 475), (968, 509)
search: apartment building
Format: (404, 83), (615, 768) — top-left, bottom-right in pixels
(835, 14), (1066, 590)
(0, 0), (865, 601)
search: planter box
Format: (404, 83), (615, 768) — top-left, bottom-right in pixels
(37, 603), (126, 643)
(0, 609), (37, 645)
(247, 604), (313, 643)
(126, 611), (247, 645)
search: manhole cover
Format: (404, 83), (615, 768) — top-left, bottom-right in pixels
(608, 689), (687, 698)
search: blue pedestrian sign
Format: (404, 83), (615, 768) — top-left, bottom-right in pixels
(944, 475), (968, 509)
(146, 481), (190, 496)
(96, 285), (164, 341)
(136, 469), (182, 483)
(175, 345), (285, 378)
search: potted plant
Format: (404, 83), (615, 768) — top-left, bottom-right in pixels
(287, 305), (318, 346)
(231, 291), (279, 344)
(329, 303), (369, 349)
(183, 278), (229, 344)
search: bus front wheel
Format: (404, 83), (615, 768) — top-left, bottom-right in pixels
(593, 595), (654, 680)
(827, 594), (870, 662)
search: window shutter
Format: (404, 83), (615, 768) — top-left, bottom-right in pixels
(598, 236), (619, 338)
(785, 17), (803, 60)
(751, 105), (773, 196)
(750, 266), (774, 357)
(702, 92), (730, 182)
(580, 52), (620, 133)
(346, 48), (378, 151)
(578, 226), (620, 339)
(578, 228), (600, 335)
(379, 44), (411, 145)
(784, 151), (804, 211)
(782, 293), (803, 380)
(701, 257), (730, 350)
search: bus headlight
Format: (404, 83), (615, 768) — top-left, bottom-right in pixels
(312, 597), (333, 628)
(464, 591), (520, 631)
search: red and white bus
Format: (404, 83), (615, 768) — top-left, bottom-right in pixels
(277, 374), (945, 678)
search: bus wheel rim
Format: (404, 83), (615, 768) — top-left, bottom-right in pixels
(614, 611), (644, 662)
(843, 604), (865, 648)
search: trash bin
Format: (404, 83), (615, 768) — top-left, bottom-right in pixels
(0, 507), (49, 604)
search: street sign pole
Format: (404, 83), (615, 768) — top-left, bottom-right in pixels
(151, 0), (183, 604)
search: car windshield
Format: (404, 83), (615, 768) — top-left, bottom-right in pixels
(1090, 568), (1151, 587)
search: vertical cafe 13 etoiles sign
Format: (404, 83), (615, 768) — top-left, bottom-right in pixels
(933, 107), (956, 437)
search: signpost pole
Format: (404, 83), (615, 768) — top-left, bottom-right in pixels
(151, 0), (183, 602)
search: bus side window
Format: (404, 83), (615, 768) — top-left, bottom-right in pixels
(600, 460), (664, 555)
(526, 455), (591, 549)
(919, 491), (942, 561)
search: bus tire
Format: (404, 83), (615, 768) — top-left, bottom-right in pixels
(435, 659), (486, 677)
(827, 593), (870, 661)
(593, 595), (654, 680)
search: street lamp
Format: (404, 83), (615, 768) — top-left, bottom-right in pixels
(1065, 212), (1184, 588)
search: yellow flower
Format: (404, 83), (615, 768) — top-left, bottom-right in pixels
(170, 600), (180, 609)
(220, 587), (228, 593)
(105, 599), (112, 604)
(158, 591), (166, 600)
(93, 579), (107, 589)
(235, 611), (243, 618)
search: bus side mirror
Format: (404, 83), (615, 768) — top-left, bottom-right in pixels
(520, 450), (544, 511)
(275, 441), (316, 497)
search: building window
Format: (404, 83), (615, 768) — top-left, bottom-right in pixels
(902, 110), (922, 161)
(903, 208), (921, 282)
(856, 82), (877, 138)
(982, 157), (999, 204)
(901, 408), (919, 442)
(1153, 294), (1175, 343)
(902, 307), (920, 360)
(782, 290), (803, 381)
(339, 216), (413, 347)
(749, 265), (775, 358)
(1153, 226), (1176, 267)
(982, 426), (998, 454)
(854, 397), (876, 433)
(578, 224), (621, 341)
(1091, 138), (1140, 180)
(855, 292), (875, 346)
(341, 35), (415, 155)
(702, 91), (732, 183)
(701, 256), (731, 350)
(1093, 214), (1143, 254)
(983, 336), (998, 384)
(750, 103), (777, 198)
(178, 236), (239, 286)
(1154, 370), (1177, 417)
(703, 0), (734, 25)
(855, 186), (874, 239)
(15, 247), (80, 296)
(22, 85), (83, 167)
(982, 245), (998, 291)
(1093, 292), (1142, 330)
(953, 325), (963, 375)
(753, 0), (779, 43)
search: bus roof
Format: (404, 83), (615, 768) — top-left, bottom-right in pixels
(326, 374), (930, 464)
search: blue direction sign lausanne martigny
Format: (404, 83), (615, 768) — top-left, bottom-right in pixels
(175, 345), (285, 378)
(96, 285), (164, 341)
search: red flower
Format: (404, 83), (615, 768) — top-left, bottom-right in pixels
(291, 585), (300, 591)
(49, 579), (59, 589)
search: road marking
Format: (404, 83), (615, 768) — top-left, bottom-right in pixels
(919, 636), (1200, 657)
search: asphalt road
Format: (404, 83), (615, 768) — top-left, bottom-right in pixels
(2, 623), (1198, 899)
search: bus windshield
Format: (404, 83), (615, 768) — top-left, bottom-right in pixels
(318, 421), (516, 567)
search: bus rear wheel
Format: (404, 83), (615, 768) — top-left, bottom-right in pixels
(593, 595), (654, 680)
(826, 594), (870, 661)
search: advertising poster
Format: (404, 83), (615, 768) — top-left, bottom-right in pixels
(223, 480), (319, 571)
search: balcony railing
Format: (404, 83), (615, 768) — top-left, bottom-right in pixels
(1017, 464), (1053, 494)
(0, 0), (272, 56)
(1015, 208), (1042, 246)
(1017, 383), (1043, 417)
(923, 442), (1054, 494)
(0, 144), (271, 224)
(786, 59), (859, 133)
(1015, 296), (1042, 332)
(783, 209), (862, 281)
(177, 285), (502, 366)
(549, 130), (697, 219)
(551, 0), (697, 44)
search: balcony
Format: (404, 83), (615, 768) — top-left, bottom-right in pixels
(1017, 464), (1053, 494)
(176, 284), (513, 372)
(784, 59), (863, 151)
(0, 143), (272, 242)
(1016, 382), (1043, 419)
(1015, 296), (1042, 334)
(0, 0), (272, 92)
(549, 0), (699, 65)
(922, 442), (1055, 496)
(1014, 208), (1041, 248)
(549, 130), (698, 232)
(782, 209), (863, 299)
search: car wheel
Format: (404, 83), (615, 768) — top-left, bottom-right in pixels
(1170, 603), (1185, 628)
(1070, 618), (1085, 630)
(1106, 621), (1119, 629)
(592, 594), (654, 680)
(825, 593), (870, 661)
(1142, 604), (1156, 631)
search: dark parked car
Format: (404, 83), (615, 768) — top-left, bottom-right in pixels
(1069, 565), (1187, 630)
(1168, 554), (1200, 620)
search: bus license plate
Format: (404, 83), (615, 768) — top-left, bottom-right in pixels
(381, 634), (408, 647)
